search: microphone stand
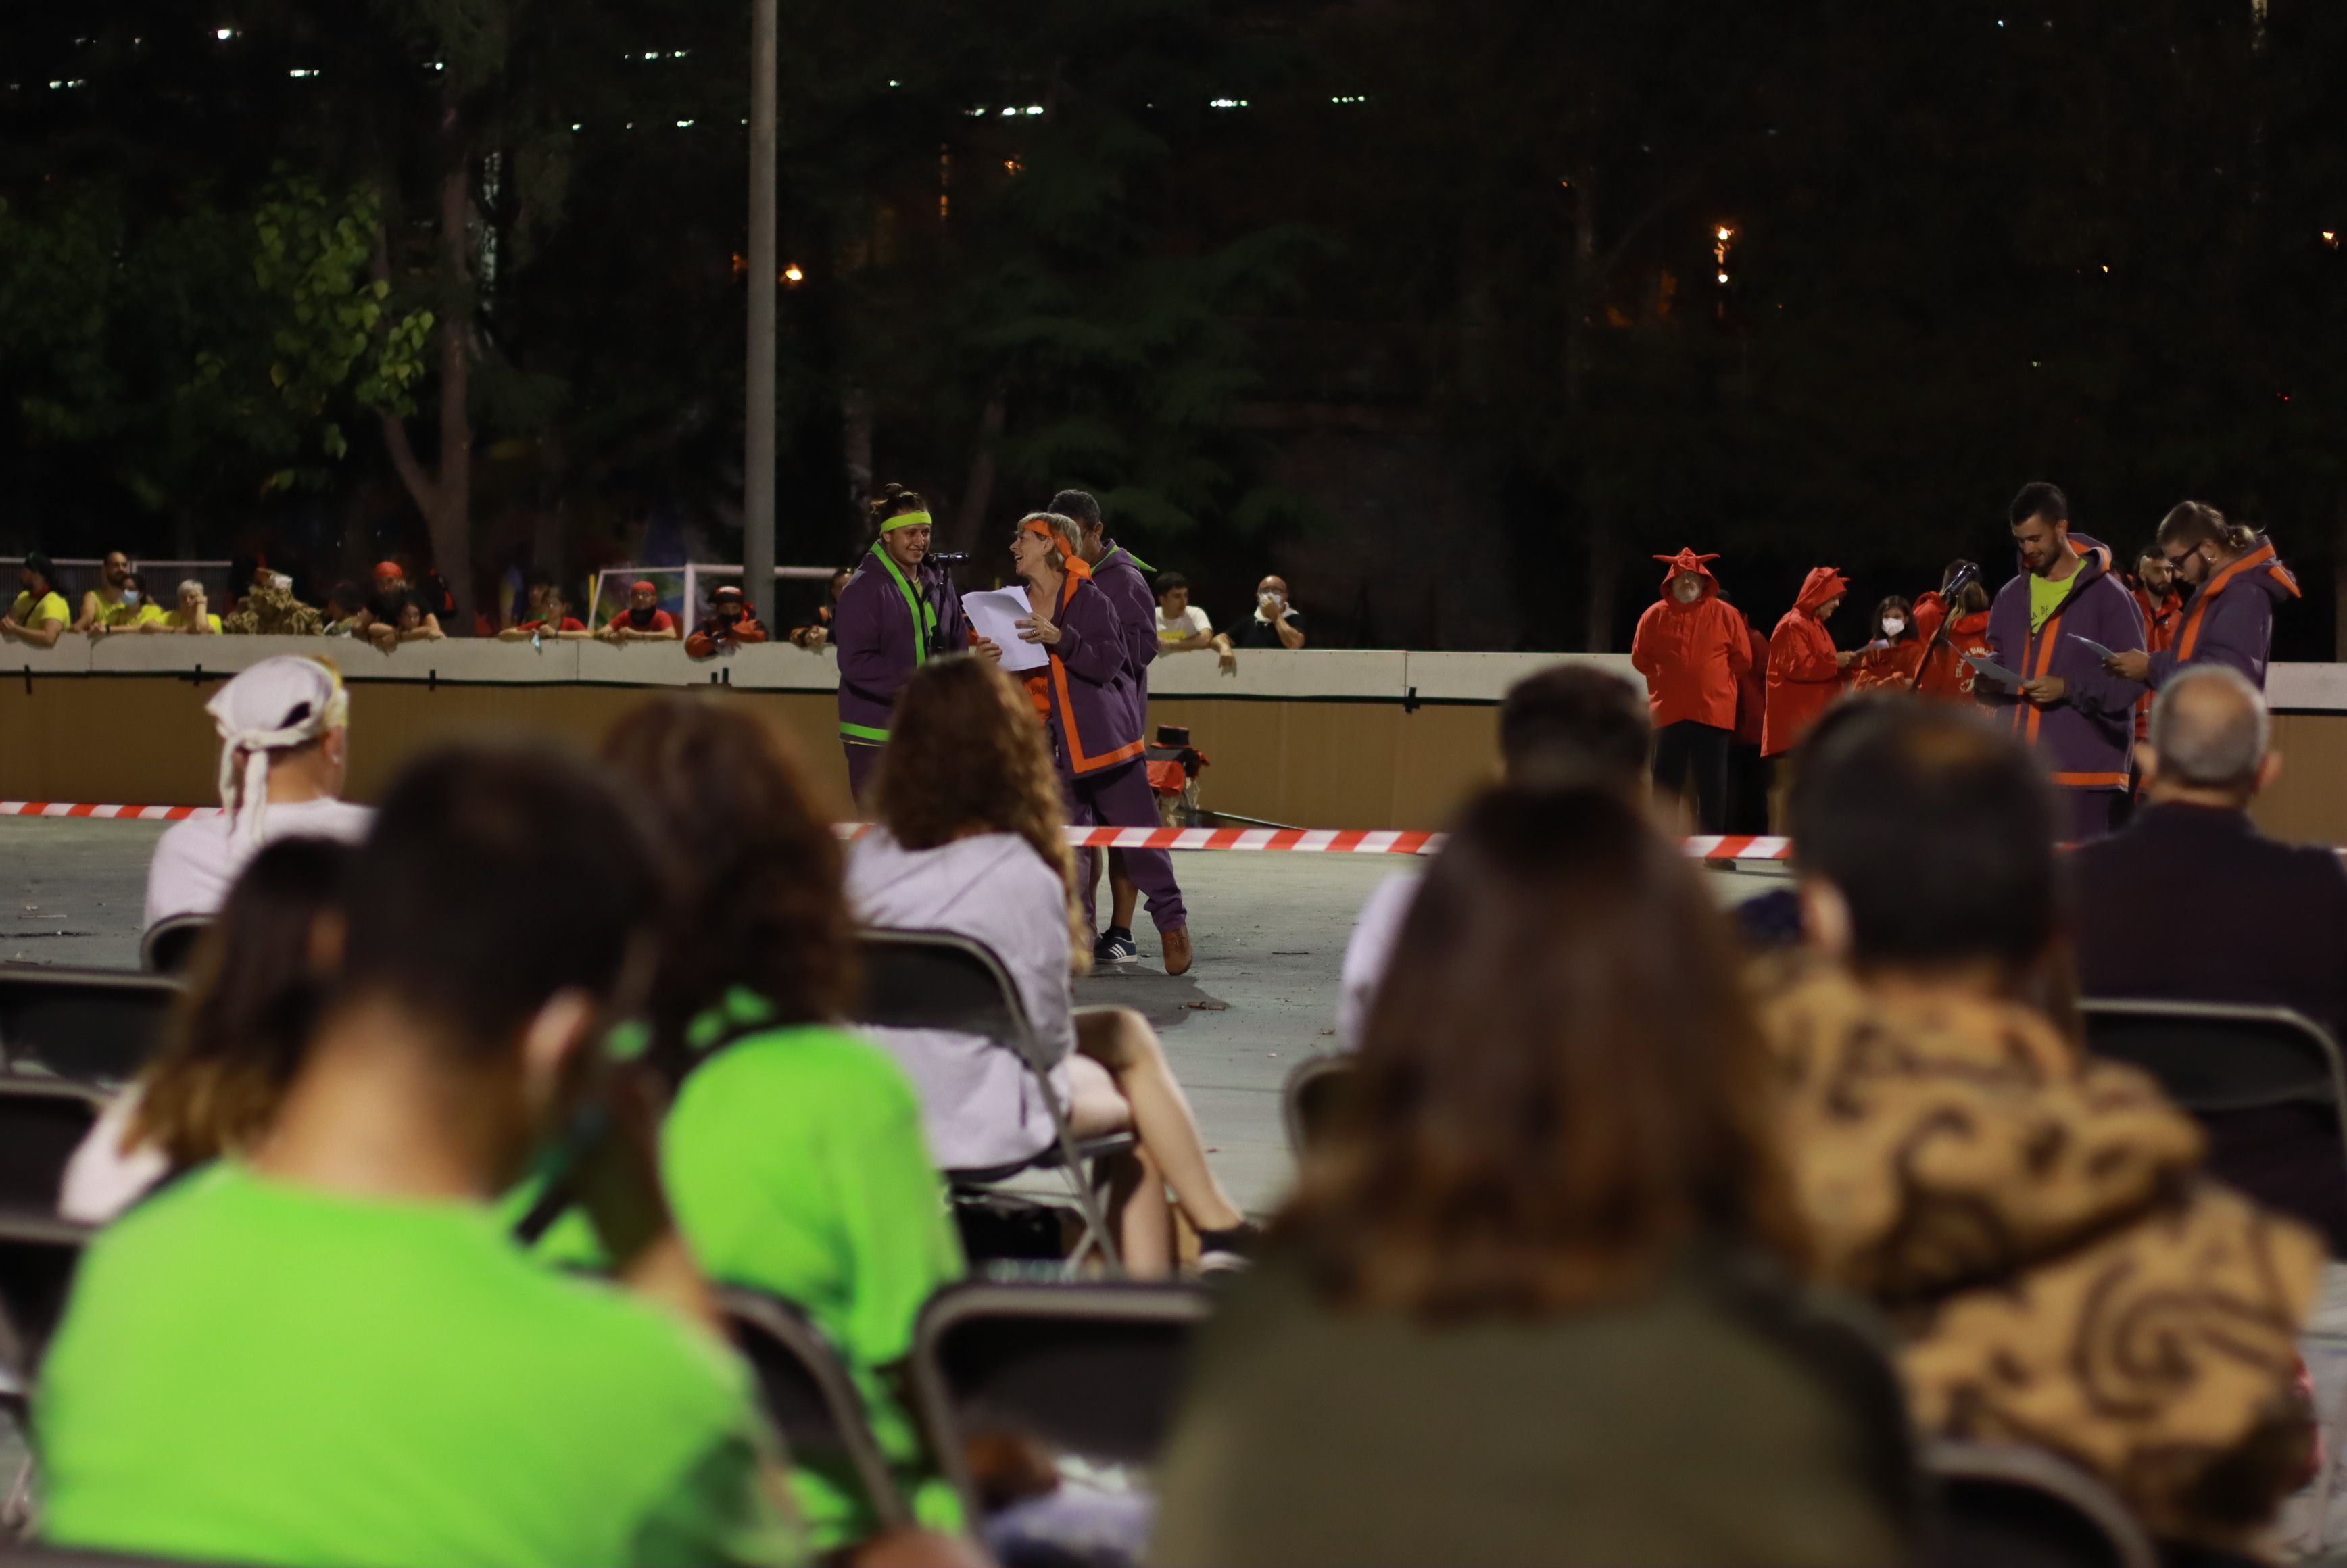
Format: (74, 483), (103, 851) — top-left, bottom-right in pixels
(923, 551), (973, 659)
(1908, 567), (1981, 694)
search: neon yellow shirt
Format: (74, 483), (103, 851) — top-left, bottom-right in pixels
(2028, 570), (2068, 632)
(162, 608), (223, 633)
(39, 1162), (801, 1568)
(9, 589), (69, 629)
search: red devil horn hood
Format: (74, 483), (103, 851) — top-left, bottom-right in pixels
(1795, 567), (1849, 615)
(1653, 547), (1722, 599)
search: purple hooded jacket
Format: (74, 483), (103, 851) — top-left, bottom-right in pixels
(2145, 537), (2299, 691)
(1090, 540), (1158, 731)
(1038, 572), (1146, 779)
(1979, 533), (2147, 791)
(833, 543), (970, 743)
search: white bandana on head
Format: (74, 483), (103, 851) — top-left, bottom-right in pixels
(205, 656), (349, 846)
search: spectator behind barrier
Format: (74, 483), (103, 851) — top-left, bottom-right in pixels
(2070, 664), (2347, 1254)
(1153, 786), (1916, 1567)
(602, 697), (967, 1550)
(222, 568), (324, 635)
(1772, 700), (2321, 1554)
(158, 578), (222, 635)
(64, 838), (353, 1222)
(322, 580), (366, 635)
(687, 585), (769, 658)
(71, 550), (137, 633)
(789, 568), (850, 651)
(144, 656), (372, 927)
(89, 570), (164, 634)
(1153, 570), (1235, 671)
(849, 654), (1255, 1275)
(499, 583), (589, 640)
(602, 578), (681, 643)
(1336, 662), (1653, 1047)
(1230, 572), (1305, 649)
(38, 745), (804, 1568)
(1, 551), (70, 648)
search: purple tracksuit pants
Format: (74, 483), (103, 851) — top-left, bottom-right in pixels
(1067, 759), (1186, 937)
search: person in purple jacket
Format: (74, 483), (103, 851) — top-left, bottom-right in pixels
(832, 484), (991, 800)
(1977, 481), (2148, 842)
(2100, 501), (2300, 693)
(1011, 512), (1193, 976)
(1052, 487), (1185, 969)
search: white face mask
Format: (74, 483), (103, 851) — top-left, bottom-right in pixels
(1882, 616), (1906, 636)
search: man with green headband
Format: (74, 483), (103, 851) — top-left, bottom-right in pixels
(833, 486), (984, 798)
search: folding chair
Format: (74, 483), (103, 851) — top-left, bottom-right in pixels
(852, 929), (1134, 1272)
(908, 1280), (1213, 1523)
(1925, 1439), (2156, 1568)
(138, 915), (213, 976)
(0, 1081), (107, 1218)
(0, 968), (181, 1084)
(1280, 1054), (1356, 1158)
(0, 1212), (93, 1389)
(721, 1288), (911, 1532)
(2079, 1000), (2347, 1194)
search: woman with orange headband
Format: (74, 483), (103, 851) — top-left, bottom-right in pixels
(1010, 512), (1192, 975)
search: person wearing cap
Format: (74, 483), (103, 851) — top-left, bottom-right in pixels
(686, 585), (768, 659)
(143, 657), (374, 927)
(1011, 511), (1192, 975)
(1630, 547), (1753, 834)
(600, 579), (680, 643)
(497, 584), (589, 641)
(3, 552), (72, 649)
(833, 485), (990, 800)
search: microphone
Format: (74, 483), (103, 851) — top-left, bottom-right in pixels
(1943, 562), (1981, 597)
(926, 551), (974, 566)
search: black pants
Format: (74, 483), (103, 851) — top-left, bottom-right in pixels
(1652, 720), (1732, 835)
(1726, 743), (1770, 836)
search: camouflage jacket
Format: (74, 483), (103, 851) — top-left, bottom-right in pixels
(223, 583), (324, 636)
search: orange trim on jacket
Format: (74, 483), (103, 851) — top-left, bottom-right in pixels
(1045, 573), (1146, 775)
(2173, 542), (2298, 662)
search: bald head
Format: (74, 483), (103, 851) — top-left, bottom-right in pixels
(2147, 665), (2270, 798)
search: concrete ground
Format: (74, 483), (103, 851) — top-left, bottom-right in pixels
(0, 816), (1791, 1214)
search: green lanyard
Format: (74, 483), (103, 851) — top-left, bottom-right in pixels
(870, 540), (938, 666)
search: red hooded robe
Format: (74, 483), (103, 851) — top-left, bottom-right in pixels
(1630, 549), (1751, 732)
(1763, 567), (1849, 758)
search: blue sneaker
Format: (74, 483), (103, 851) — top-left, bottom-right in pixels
(1094, 927), (1140, 966)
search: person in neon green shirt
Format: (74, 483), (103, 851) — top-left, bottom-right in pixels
(37, 746), (802, 1568)
(603, 697), (969, 1550)
(3, 551), (71, 648)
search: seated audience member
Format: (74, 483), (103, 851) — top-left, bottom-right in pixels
(37, 746), (801, 1568)
(1337, 662), (1651, 1046)
(64, 838), (352, 1222)
(1154, 572), (1236, 670)
(788, 568), (850, 650)
(153, 578), (222, 635)
(499, 583), (589, 640)
(601, 698), (964, 1546)
(1770, 702), (2321, 1556)
(72, 550), (138, 632)
(358, 586), (441, 648)
(393, 593), (445, 641)
(224, 568), (324, 635)
(1152, 787), (1915, 1568)
(602, 579), (681, 642)
(1230, 574), (1305, 649)
(848, 655), (1254, 1277)
(3, 552), (72, 647)
(2070, 664), (2347, 1252)
(687, 585), (768, 658)
(145, 657), (372, 927)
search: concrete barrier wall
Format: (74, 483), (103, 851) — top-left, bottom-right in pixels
(5, 639), (2344, 841)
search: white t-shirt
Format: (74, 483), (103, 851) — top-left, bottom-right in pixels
(1156, 604), (1213, 643)
(1336, 869), (1422, 1050)
(143, 798), (374, 928)
(59, 1087), (168, 1224)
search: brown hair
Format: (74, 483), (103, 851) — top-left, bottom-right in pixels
(600, 697), (856, 1079)
(130, 836), (352, 1168)
(1281, 786), (1804, 1319)
(871, 655), (1089, 971)
(2158, 500), (2258, 556)
(868, 483), (929, 534)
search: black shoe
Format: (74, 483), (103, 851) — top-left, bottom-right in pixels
(1196, 1219), (1261, 1273)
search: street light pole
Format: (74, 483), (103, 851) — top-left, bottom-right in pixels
(744, 0), (778, 628)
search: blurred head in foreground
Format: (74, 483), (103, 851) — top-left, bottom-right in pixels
(1497, 664), (1652, 794)
(1286, 785), (1801, 1317)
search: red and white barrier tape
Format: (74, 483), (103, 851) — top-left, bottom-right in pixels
(1, 800), (1797, 860)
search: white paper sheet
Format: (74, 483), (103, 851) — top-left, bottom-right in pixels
(1963, 650), (2029, 687)
(962, 586), (1048, 671)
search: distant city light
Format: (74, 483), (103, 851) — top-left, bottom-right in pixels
(1714, 223), (1736, 291)
(1209, 97), (1248, 109)
(783, 264), (804, 284)
(214, 28), (233, 39)
(1023, 104), (1042, 115)
(2324, 230), (2340, 249)
(289, 68), (318, 78)
(1716, 225), (1732, 241)
(571, 123), (581, 131)
(2100, 264), (2109, 272)
(1716, 271), (1729, 284)
(1330, 95), (1367, 105)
